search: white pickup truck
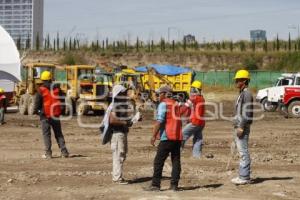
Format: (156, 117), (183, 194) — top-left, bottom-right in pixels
(256, 73), (300, 111)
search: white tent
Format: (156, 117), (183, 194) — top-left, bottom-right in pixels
(0, 25), (21, 92)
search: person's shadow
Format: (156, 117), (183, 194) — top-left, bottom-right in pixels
(129, 176), (223, 191)
(251, 177), (293, 184)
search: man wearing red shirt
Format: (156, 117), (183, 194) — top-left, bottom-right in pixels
(182, 81), (205, 158)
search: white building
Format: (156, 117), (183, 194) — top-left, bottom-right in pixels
(0, 0), (44, 49)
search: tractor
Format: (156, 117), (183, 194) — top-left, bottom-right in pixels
(62, 65), (111, 115)
(15, 63), (56, 115)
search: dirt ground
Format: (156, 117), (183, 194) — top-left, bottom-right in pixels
(0, 94), (299, 200)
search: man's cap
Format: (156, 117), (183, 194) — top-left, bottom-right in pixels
(155, 85), (172, 94)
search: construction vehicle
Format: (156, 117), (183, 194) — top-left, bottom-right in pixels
(138, 65), (193, 101)
(256, 73), (297, 112)
(15, 63), (56, 115)
(113, 65), (194, 103)
(62, 65), (111, 115)
(279, 86), (300, 118)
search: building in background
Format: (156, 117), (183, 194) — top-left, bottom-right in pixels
(0, 0), (44, 49)
(183, 34), (196, 44)
(250, 30), (267, 41)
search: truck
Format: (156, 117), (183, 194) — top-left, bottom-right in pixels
(279, 86), (300, 118)
(115, 65), (194, 102)
(15, 63), (56, 115)
(62, 65), (111, 115)
(256, 73), (299, 112)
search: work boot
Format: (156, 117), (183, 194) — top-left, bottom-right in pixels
(61, 149), (69, 158)
(61, 151), (69, 158)
(143, 185), (160, 192)
(231, 177), (251, 185)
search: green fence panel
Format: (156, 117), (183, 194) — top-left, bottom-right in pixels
(194, 71), (284, 89)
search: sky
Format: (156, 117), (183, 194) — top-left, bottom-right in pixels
(44, 0), (300, 42)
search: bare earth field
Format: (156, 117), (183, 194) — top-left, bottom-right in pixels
(0, 96), (299, 200)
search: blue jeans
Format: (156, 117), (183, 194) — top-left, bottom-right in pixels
(182, 123), (204, 158)
(234, 126), (251, 180)
(0, 108), (4, 124)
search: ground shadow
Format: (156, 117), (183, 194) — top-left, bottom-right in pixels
(179, 183), (223, 191)
(129, 176), (171, 184)
(251, 177), (293, 184)
(69, 154), (88, 158)
(50, 154), (87, 159)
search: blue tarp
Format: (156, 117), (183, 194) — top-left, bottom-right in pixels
(135, 64), (192, 76)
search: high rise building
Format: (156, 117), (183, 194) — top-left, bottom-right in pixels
(0, 0), (44, 49)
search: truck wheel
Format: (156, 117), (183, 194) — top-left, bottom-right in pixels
(262, 98), (277, 112)
(93, 110), (105, 116)
(65, 97), (74, 116)
(28, 95), (37, 115)
(19, 94), (29, 115)
(76, 99), (89, 116)
(288, 101), (300, 118)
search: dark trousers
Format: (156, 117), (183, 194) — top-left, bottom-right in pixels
(41, 118), (68, 155)
(152, 140), (181, 187)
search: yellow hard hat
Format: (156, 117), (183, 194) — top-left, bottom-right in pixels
(191, 80), (202, 89)
(0, 88), (4, 93)
(234, 69), (250, 80)
(40, 71), (52, 81)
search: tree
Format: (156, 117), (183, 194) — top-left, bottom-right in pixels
(53, 38), (56, 51)
(73, 38), (76, 50)
(63, 38), (66, 51)
(69, 38), (72, 51)
(183, 38), (187, 51)
(239, 41), (246, 52)
(47, 34), (50, 50)
(136, 37), (139, 52)
(288, 32), (291, 51)
(229, 40), (233, 52)
(263, 38), (268, 52)
(125, 40), (128, 52)
(276, 34), (280, 51)
(35, 33), (40, 51)
(56, 32), (60, 50)
(251, 40), (256, 52)
(25, 35), (30, 49)
(16, 36), (21, 50)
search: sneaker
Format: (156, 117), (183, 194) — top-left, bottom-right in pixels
(42, 154), (52, 159)
(231, 177), (251, 185)
(143, 185), (160, 192)
(113, 179), (129, 185)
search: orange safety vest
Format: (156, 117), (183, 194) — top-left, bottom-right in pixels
(189, 95), (205, 126)
(39, 86), (61, 118)
(162, 98), (183, 141)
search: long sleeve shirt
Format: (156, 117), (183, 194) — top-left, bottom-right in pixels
(233, 87), (253, 128)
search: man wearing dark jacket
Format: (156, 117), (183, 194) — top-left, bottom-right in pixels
(35, 71), (69, 159)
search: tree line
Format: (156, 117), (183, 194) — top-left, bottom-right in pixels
(16, 32), (300, 53)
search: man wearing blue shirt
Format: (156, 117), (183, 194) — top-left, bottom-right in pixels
(145, 85), (183, 191)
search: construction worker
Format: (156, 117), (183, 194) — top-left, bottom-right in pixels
(0, 88), (7, 125)
(181, 80), (205, 158)
(34, 71), (69, 159)
(101, 84), (135, 185)
(145, 85), (183, 191)
(231, 69), (253, 185)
